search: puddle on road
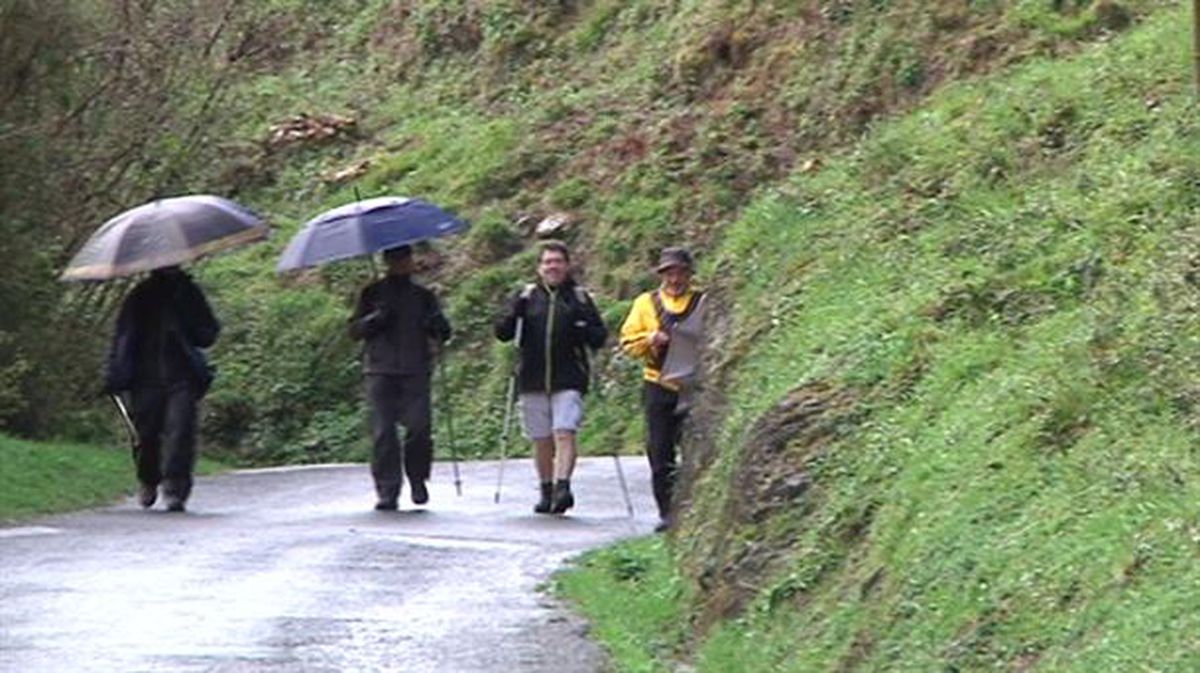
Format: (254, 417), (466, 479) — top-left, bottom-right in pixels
(354, 532), (534, 553)
(0, 526), (61, 538)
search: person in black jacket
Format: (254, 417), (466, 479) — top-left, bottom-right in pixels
(349, 245), (452, 510)
(105, 266), (219, 513)
(494, 240), (608, 514)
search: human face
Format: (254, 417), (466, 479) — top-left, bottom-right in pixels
(659, 266), (692, 297)
(385, 253), (414, 276)
(538, 250), (569, 287)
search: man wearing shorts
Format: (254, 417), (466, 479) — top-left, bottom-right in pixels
(494, 240), (608, 514)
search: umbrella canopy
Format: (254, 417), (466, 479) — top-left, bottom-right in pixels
(276, 196), (468, 272)
(61, 195), (268, 281)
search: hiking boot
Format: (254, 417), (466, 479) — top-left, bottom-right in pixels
(549, 480), (574, 514)
(137, 483), (157, 509)
(410, 480), (429, 505)
(533, 481), (554, 514)
(654, 515), (673, 533)
(164, 496), (186, 513)
(375, 484), (400, 511)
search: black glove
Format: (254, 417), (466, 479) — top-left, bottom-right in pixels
(512, 293), (529, 319)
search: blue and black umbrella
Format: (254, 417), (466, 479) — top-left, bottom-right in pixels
(276, 196), (468, 272)
(61, 195), (268, 281)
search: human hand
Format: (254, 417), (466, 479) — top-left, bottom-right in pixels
(512, 294), (529, 318)
(650, 330), (671, 348)
(363, 306), (393, 331)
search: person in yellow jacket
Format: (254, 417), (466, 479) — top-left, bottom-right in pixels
(619, 247), (705, 532)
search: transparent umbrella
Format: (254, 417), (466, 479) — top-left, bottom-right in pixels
(60, 195), (268, 281)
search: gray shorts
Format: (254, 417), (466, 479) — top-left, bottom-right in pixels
(518, 390), (585, 439)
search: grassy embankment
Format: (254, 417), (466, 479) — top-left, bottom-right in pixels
(86, 0), (1151, 466)
(560, 7), (1200, 672)
(0, 433), (224, 521)
(4, 0), (1161, 463)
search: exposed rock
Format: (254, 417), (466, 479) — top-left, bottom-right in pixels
(322, 159), (371, 184)
(688, 382), (868, 634)
(535, 211), (576, 238)
(267, 112), (357, 148)
(513, 213), (539, 235)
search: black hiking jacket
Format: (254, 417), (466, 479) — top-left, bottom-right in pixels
(494, 278), (608, 395)
(106, 269), (220, 393)
(349, 274), (452, 376)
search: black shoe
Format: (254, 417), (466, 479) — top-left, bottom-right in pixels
(165, 496), (186, 513)
(411, 480), (429, 505)
(550, 480), (574, 514)
(138, 483), (157, 509)
(654, 516), (673, 533)
(374, 498), (398, 511)
(533, 481), (554, 514)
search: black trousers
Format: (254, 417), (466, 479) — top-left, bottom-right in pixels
(366, 373), (433, 499)
(131, 381), (199, 500)
(643, 381), (688, 518)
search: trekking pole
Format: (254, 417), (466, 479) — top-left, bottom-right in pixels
(593, 350), (634, 518)
(493, 372), (516, 503)
(612, 451), (634, 518)
(494, 316), (523, 504)
(108, 393), (140, 461)
(438, 355), (463, 496)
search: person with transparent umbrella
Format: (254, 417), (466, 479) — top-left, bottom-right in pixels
(65, 194), (269, 513)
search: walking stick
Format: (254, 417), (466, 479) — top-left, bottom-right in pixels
(108, 393), (140, 461)
(592, 351), (634, 518)
(612, 451), (635, 518)
(438, 355), (463, 496)
(494, 316), (523, 504)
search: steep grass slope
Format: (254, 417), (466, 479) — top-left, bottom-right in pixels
(195, 0), (1172, 465)
(6, 0), (1196, 668)
(2, 0), (1162, 465)
(563, 7), (1200, 671)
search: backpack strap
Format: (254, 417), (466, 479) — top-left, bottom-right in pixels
(650, 290), (666, 325)
(651, 289), (704, 331)
(573, 285), (591, 306)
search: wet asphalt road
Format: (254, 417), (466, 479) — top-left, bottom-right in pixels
(0, 457), (656, 673)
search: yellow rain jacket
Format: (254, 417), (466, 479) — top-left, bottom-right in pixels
(619, 287), (702, 390)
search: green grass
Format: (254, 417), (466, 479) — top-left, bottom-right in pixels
(563, 7), (1200, 672)
(8, 1), (1195, 668)
(164, 0), (1173, 466)
(0, 433), (226, 521)
(555, 536), (691, 673)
